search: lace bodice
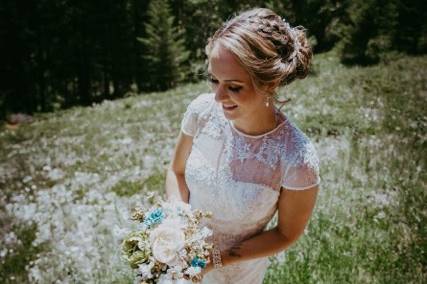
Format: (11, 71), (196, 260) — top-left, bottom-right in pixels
(181, 93), (320, 284)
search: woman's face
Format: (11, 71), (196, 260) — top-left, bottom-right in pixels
(208, 43), (266, 122)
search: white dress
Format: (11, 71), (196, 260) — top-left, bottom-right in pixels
(181, 93), (320, 284)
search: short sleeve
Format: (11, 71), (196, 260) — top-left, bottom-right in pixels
(180, 93), (213, 136)
(181, 106), (197, 136)
(282, 140), (320, 190)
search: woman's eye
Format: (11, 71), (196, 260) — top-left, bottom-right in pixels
(229, 86), (242, 93)
(208, 77), (218, 84)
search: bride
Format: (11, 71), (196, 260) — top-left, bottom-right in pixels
(166, 7), (320, 284)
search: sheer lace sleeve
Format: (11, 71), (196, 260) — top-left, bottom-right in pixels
(282, 139), (320, 190)
(180, 93), (213, 136)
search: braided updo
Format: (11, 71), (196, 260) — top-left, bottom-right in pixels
(205, 8), (312, 98)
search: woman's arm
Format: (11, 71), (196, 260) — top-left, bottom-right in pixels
(205, 186), (319, 272)
(165, 132), (194, 203)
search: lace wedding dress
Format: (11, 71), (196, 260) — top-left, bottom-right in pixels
(181, 93), (320, 284)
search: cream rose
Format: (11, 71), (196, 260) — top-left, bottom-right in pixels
(150, 224), (185, 266)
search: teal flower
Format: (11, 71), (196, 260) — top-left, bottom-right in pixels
(143, 208), (165, 228)
(191, 257), (207, 268)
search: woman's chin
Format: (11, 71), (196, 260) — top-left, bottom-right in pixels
(222, 110), (238, 120)
(222, 106), (239, 120)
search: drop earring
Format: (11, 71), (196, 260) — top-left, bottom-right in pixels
(265, 96), (270, 107)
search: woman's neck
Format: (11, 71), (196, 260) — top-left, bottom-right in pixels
(232, 107), (278, 136)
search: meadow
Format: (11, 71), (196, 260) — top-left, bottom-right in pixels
(1, 50), (426, 283)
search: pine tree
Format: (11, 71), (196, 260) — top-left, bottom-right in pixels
(338, 0), (399, 64)
(137, 0), (190, 91)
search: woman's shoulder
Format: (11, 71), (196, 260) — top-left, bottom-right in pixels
(280, 118), (319, 166)
(283, 119), (312, 145)
(279, 119), (320, 190)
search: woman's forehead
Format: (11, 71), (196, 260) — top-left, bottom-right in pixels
(208, 43), (250, 82)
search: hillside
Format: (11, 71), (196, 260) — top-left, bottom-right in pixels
(1, 51), (426, 283)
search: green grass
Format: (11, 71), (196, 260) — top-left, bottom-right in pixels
(111, 170), (165, 197)
(0, 51), (426, 283)
(263, 51), (427, 283)
(0, 222), (48, 284)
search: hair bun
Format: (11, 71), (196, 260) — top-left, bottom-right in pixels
(279, 23), (312, 86)
(280, 20), (300, 61)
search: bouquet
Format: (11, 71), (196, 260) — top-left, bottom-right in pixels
(121, 199), (213, 283)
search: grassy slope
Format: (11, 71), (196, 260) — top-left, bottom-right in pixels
(0, 51), (426, 283)
(264, 52), (427, 283)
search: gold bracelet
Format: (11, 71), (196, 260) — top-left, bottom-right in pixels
(212, 246), (223, 269)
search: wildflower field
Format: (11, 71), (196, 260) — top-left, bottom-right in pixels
(1, 51), (426, 283)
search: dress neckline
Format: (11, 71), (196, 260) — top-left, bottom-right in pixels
(228, 108), (287, 139)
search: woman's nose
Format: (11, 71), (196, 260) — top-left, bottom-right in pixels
(214, 85), (228, 102)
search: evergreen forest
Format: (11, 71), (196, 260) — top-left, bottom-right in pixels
(1, 0), (425, 118)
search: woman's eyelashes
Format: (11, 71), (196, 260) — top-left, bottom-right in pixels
(208, 77), (242, 93)
(208, 77), (218, 84)
(229, 86), (242, 93)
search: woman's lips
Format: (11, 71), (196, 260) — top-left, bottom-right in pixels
(222, 104), (238, 111)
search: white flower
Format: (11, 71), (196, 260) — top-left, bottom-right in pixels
(47, 168), (65, 181)
(185, 266), (201, 277)
(162, 200), (192, 216)
(158, 274), (174, 284)
(161, 217), (186, 229)
(187, 226), (212, 243)
(166, 266), (184, 279)
(138, 261), (154, 279)
(0, 248), (8, 258)
(4, 232), (18, 245)
(22, 175), (32, 183)
(150, 224), (185, 266)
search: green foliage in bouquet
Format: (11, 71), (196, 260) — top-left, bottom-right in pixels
(122, 231), (151, 269)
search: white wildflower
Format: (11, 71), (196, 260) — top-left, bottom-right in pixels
(42, 165), (52, 171)
(47, 168), (65, 181)
(373, 192), (392, 207)
(0, 248), (8, 258)
(22, 175), (32, 183)
(4, 231), (18, 245)
(138, 261), (154, 279)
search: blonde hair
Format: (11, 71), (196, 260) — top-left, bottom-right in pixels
(205, 8), (312, 101)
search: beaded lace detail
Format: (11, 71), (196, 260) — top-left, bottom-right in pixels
(181, 93), (320, 284)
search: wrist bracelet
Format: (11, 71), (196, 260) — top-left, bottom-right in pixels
(212, 246), (223, 269)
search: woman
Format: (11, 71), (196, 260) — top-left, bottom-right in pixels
(166, 7), (320, 284)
